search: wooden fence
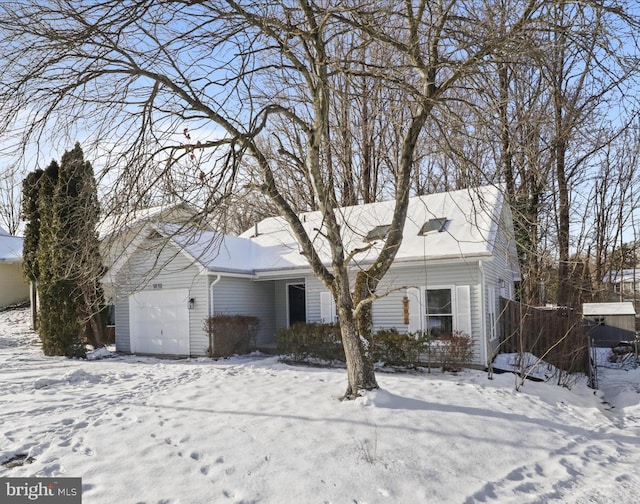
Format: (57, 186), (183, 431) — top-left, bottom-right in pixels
(499, 298), (589, 375)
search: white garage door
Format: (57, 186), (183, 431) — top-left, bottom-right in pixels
(129, 289), (190, 356)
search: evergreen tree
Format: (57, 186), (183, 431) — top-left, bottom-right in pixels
(23, 144), (105, 357)
(57, 143), (105, 349)
(36, 161), (82, 356)
(21, 166), (48, 281)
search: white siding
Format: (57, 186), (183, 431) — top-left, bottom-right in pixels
(113, 237), (209, 356)
(305, 276), (326, 324)
(482, 206), (519, 359)
(286, 263), (486, 366)
(372, 263), (484, 366)
(0, 263), (29, 308)
(210, 277), (276, 347)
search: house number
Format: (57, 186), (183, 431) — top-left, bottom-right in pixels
(152, 283), (163, 289)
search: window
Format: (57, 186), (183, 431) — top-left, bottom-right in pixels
(419, 217), (449, 236)
(365, 224), (391, 242)
(425, 288), (453, 337)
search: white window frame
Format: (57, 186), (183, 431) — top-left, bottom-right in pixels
(407, 285), (472, 339)
(424, 285), (455, 338)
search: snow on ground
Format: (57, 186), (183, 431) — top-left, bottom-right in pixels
(2, 308), (640, 503)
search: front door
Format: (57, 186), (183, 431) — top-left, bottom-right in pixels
(287, 283), (306, 326)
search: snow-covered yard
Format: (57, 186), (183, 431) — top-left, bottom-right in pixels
(2, 307), (640, 503)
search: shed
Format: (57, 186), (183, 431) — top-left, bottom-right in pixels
(583, 302), (637, 347)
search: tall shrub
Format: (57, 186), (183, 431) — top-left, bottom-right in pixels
(25, 144), (105, 357)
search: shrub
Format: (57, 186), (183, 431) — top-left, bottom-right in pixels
(276, 325), (473, 371)
(371, 329), (424, 368)
(429, 331), (473, 372)
(204, 314), (259, 358)
(276, 323), (344, 363)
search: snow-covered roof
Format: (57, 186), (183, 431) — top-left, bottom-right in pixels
(97, 203), (202, 240)
(157, 224), (257, 275)
(239, 185), (505, 272)
(0, 233), (23, 263)
(583, 302), (636, 316)
(158, 185), (509, 276)
(603, 269), (640, 283)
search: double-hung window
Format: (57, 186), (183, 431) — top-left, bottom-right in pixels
(425, 288), (453, 338)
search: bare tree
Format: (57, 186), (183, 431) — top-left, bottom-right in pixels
(0, 163), (23, 235)
(1, 0), (636, 396)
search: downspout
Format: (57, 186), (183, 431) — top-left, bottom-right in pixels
(209, 274), (222, 317)
(479, 260), (489, 368)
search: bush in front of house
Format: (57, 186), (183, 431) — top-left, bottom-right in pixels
(426, 331), (473, 372)
(276, 322), (345, 363)
(204, 314), (259, 358)
(370, 328), (425, 368)
(277, 324), (474, 371)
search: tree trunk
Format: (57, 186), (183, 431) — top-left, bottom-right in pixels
(336, 283), (378, 399)
(82, 289), (104, 349)
(555, 138), (571, 307)
(339, 310), (378, 400)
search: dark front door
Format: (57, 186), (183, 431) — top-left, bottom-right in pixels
(288, 283), (306, 326)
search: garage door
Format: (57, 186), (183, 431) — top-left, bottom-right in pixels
(129, 289), (190, 355)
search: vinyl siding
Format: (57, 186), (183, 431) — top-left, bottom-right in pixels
(0, 263), (29, 308)
(305, 276), (328, 324)
(373, 262), (484, 366)
(210, 276), (276, 347)
(272, 278), (306, 331)
(113, 237), (209, 356)
(294, 262), (485, 366)
(482, 207), (520, 359)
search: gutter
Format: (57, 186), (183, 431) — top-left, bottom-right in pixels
(250, 253), (495, 279)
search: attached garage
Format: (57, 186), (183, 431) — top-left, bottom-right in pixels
(129, 289), (190, 356)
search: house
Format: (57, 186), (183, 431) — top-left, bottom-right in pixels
(602, 269), (640, 296)
(0, 226), (29, 308)
(583, 302), (637, 347)
(103, 185), (521, 367)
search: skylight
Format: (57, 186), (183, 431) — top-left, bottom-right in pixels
(419, 218), (449, 235)
(365, 224), (391, 242)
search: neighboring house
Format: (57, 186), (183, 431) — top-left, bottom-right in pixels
(0, 226), (29, 308)
(602, 269), (640, 296)
(102, 185), (521, 367)
(583, 302), (637, 347)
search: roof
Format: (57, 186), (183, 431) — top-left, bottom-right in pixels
(97, 202), (203, 240)
(157, 224), (256, 275)
(239, 185), (507, 272)
(0, 233), (23, 263)
(583, 302), (636, 316)
(603, 269), (640, 283)
(152, 185), (512, 276)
